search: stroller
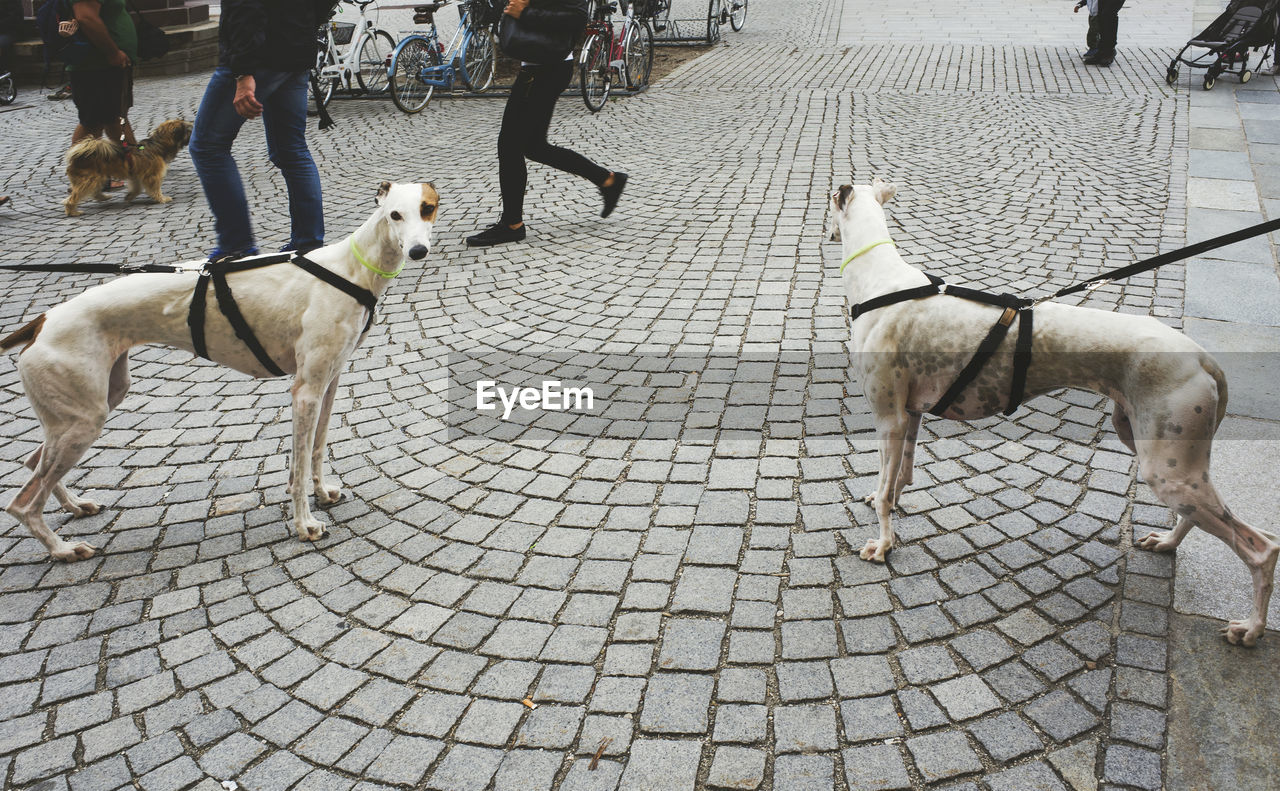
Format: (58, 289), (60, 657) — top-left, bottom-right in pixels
(1167, 0), (1279, 90)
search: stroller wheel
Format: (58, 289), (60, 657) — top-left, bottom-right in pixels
(1204, 73), (1216, 90)
(1242, 69), (1253, 83)
(1165, 66), (1179, 85)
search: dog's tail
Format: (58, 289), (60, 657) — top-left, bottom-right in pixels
(65, 137), (123, 172)
(0, 314), (46, 354)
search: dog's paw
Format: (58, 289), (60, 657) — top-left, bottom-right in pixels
(50, 540), (98, 562)
(859, 538), (891, 563)
(315, 484), (343, 506)
(1136, 530), (1178, 552)
(1222, 619), (1262, 647)
(64, 498), (102, 518)
(295, 517), (329, 543)
(155, 195), (172, 204)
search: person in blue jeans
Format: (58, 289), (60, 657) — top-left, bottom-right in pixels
(189, 0), (335, 260)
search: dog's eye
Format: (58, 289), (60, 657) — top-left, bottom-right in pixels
(389, 211), (402, 221)
(421, 203), (436, 220)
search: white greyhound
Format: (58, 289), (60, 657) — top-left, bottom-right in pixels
(830, 178), (1278, 646)
(1, 181), (438, 563)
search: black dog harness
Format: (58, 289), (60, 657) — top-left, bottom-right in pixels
(849, 271), (1034, 418)
(187, 252), (378, 377)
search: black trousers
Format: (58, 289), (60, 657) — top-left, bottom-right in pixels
(1096, 0), (1126, 58)
(499, 60), (609, 225)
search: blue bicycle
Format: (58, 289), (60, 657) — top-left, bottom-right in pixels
(389, 0), (499, 113)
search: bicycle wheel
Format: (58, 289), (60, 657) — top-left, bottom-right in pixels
(311, 46), (336, 109)
(579, 32), (611, 112)
(706, 0), (721, 43)
(0, 75), (15, 106)
(390, 36), (436, 114)
(356, 29), (396, 94)
(461, 27), (497, 92)
(623, 22), (653, 91)
(729, 0), (747, 31)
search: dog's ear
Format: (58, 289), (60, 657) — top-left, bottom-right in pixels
(871, 178), (897, 205)
(833, 184), (854, 211)
(376, 181), (392, 205)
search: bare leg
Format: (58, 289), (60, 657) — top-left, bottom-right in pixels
(6, 422), (102, 561)
(289, 378), (328, 541)
(862, 413), (909, 562)
(311, 373), (342, 505)
(24, 446), (100, 517)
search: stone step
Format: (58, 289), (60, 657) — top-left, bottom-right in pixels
(9, 18), (220, 81)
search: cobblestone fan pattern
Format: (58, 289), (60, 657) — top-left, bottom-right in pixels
(0, 0), (1196, 789)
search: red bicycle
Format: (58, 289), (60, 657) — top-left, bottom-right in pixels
(578, 0), (654, 113)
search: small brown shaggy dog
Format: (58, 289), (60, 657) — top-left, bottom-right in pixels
(63, 119), (193, 217)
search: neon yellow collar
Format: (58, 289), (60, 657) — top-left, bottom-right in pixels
(840, 238), (895, 274)
(351, 236), (405, 279)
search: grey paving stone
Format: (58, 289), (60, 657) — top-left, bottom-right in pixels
(657, 618), (726, 671)
(840, 694), (903, 743)
(773, 704), (839, 753)
(707, 746), (766, 790)
(618, 739), (701, 791)
(639, 674), (712, 734)
(985, 760), (1070, 791)
(842, 744), (911, 791)
(929, 675), (1002, 721)
(906, 731), (983, 783)
(712, 704), (768, 744)
(425, 744), (504, 791)
(832, 655), (897, 699)
(1024, 690), (1101, 742)
(773, 754), (834, 791)
(968, 712), (1044, 763)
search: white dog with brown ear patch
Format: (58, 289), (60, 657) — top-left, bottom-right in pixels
(2, 181), (438, 562)
(830, 177), (1278, 646)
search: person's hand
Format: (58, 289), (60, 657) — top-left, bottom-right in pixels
(107, 49), (130, 68)
(505, 0), (530, 18)
(58, 19), (79, 37)
(233, 75), (264, 119)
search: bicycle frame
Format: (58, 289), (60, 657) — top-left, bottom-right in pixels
(407, 7), (482, 90)
(319, 6), (379, 87)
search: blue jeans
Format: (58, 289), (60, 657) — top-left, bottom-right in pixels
(189, 68), (323, 257)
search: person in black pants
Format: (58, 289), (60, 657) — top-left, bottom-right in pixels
(467, 0), (627, 247)
(1083, 0), (1125, 66)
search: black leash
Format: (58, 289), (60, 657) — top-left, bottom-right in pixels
(1048, 216), (1280, 300)
(0, 262), (187, 275)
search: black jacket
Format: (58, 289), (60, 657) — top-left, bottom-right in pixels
(218, 0), (337, 75)
(520, 0), (588, 34)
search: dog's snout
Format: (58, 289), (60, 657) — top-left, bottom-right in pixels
(408, 244), (429, 261)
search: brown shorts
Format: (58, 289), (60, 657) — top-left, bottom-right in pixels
(69, 66), (134, 128)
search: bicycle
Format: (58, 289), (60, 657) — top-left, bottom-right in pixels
(636, 0), (744, 44)
(579, 0), (654, 113)
(387, 0), (498, 114)
(0, 69), (15, 106)
(311, 0), (397, 108)
(712, 0), (747, 33)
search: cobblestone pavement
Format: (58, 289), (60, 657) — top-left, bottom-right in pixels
(0, 0), (1243, 789)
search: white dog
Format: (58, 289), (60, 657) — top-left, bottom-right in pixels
(1, 181), (438, 563)
(830, 179), (1278, 646)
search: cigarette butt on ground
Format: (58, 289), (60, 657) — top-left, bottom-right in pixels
(521, 698), (538, 709)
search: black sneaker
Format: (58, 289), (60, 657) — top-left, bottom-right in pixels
(466, 222), (526, 247)
(1083, 52), (1114, 66)
(600, 172), (628, 218)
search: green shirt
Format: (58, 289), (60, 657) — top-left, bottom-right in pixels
(66, 0), (138, 72)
